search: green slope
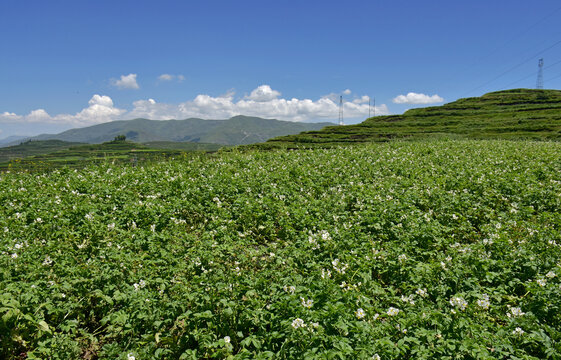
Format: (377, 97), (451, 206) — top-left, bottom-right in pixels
(261, 89), (561, 148)
(0, 140), (218, 172)
(0, 139), (84, 163)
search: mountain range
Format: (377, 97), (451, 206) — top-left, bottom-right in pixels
(0, 116), (334, 147)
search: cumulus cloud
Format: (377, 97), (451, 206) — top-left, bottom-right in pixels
(343, 89), (352, 95)
(1, 112), (22, 121)
(392, 92), (443, 104)
(127, 85), (390, 122)
(246, 85), (281, 102)
(158, 74), (185, 82)
(0, 95), (125, 126)
(112, 73), (139, 89)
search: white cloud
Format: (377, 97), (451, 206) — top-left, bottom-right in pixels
(158, 74), (185, 82)
(158, 74), (173, 81)
(246, 85), (281, 102)
(0, 95), (125, 126)
(1, 112), (22, 121)
(0, 85), (390, 131)
(112, 73), (139, 89)
(127, 85), (390, 122)
(343, 89), (352, 95)
(392, 92), (443, 104)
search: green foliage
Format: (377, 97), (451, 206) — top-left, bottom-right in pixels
(112, 135), (127, 142)
(0, 140), (560, 359)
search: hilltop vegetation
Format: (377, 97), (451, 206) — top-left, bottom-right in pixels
(1, 140), (560, 359)
(262, 89), (561, 148)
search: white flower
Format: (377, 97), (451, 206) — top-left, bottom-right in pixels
(508, 307), (525, 317)
(85, 213), (93, 221)
(224, 336), (231, 344)
(373, 313), (380, 320)
(292, 318), (306, 329)
(321, 269), (331, 279)
(401, 294), (415, 305)
(320, 230), (331, 241)
(332, 258), (348, 274)
(107, 223), (115, 230)
(301, 297), (314, 309)
(477, 298), (490, 310)
(372, 354), (381, 360)
(546, 271), (556, 279)
(283, 285), (295, 294)
(512, 327), (525, 336)
(398, 254), (407, 263)
(127, 354), (136, 360)
(36, 218), (43, 223)
(42, 256), (53, 266)
(356, 308), (366, 319)
(150, 224), (156, 232)
(11, 253), (18, 259)
(14, 243), (23, 249)
(387, 307), (400, 316)
(536, 278), (546, 287)
(449, 297), (468, 311)
(416, 288), (427, 297)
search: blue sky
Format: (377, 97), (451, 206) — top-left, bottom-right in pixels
(1, 0), (561, 138)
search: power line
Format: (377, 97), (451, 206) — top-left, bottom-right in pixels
(451, 5), (561, 80)
(501, 58), (561, 89)
(549, 72), (561, 82)
(461, 39), (561, 96)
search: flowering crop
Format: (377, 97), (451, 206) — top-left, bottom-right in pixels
(0, 140), (560, 359)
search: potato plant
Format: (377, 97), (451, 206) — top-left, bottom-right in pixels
(1, 140), (560, 359)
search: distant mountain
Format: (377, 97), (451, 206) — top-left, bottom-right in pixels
(23, 116), (334, 145)
(0, 135), (28, 147)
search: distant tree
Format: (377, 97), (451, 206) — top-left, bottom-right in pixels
(113, 135), (126, 142)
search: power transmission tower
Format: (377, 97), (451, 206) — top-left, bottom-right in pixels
(338, 96), (344, 125)
(536, 58), (544, 89)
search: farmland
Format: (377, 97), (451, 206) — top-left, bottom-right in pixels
(1, 140), (560, 359)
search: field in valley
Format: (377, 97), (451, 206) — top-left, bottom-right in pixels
(1, 140), (560, 359)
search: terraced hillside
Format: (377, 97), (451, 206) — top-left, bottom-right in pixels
(263, 89), (561, 147)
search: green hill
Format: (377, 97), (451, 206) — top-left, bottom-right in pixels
(0, 140), (220, 171)
(25, 116), (333, 145)
(261, 89), (561, 148)
(0, 139), (84, 163)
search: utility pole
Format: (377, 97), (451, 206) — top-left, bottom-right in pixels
(536, 58), (544, 89)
